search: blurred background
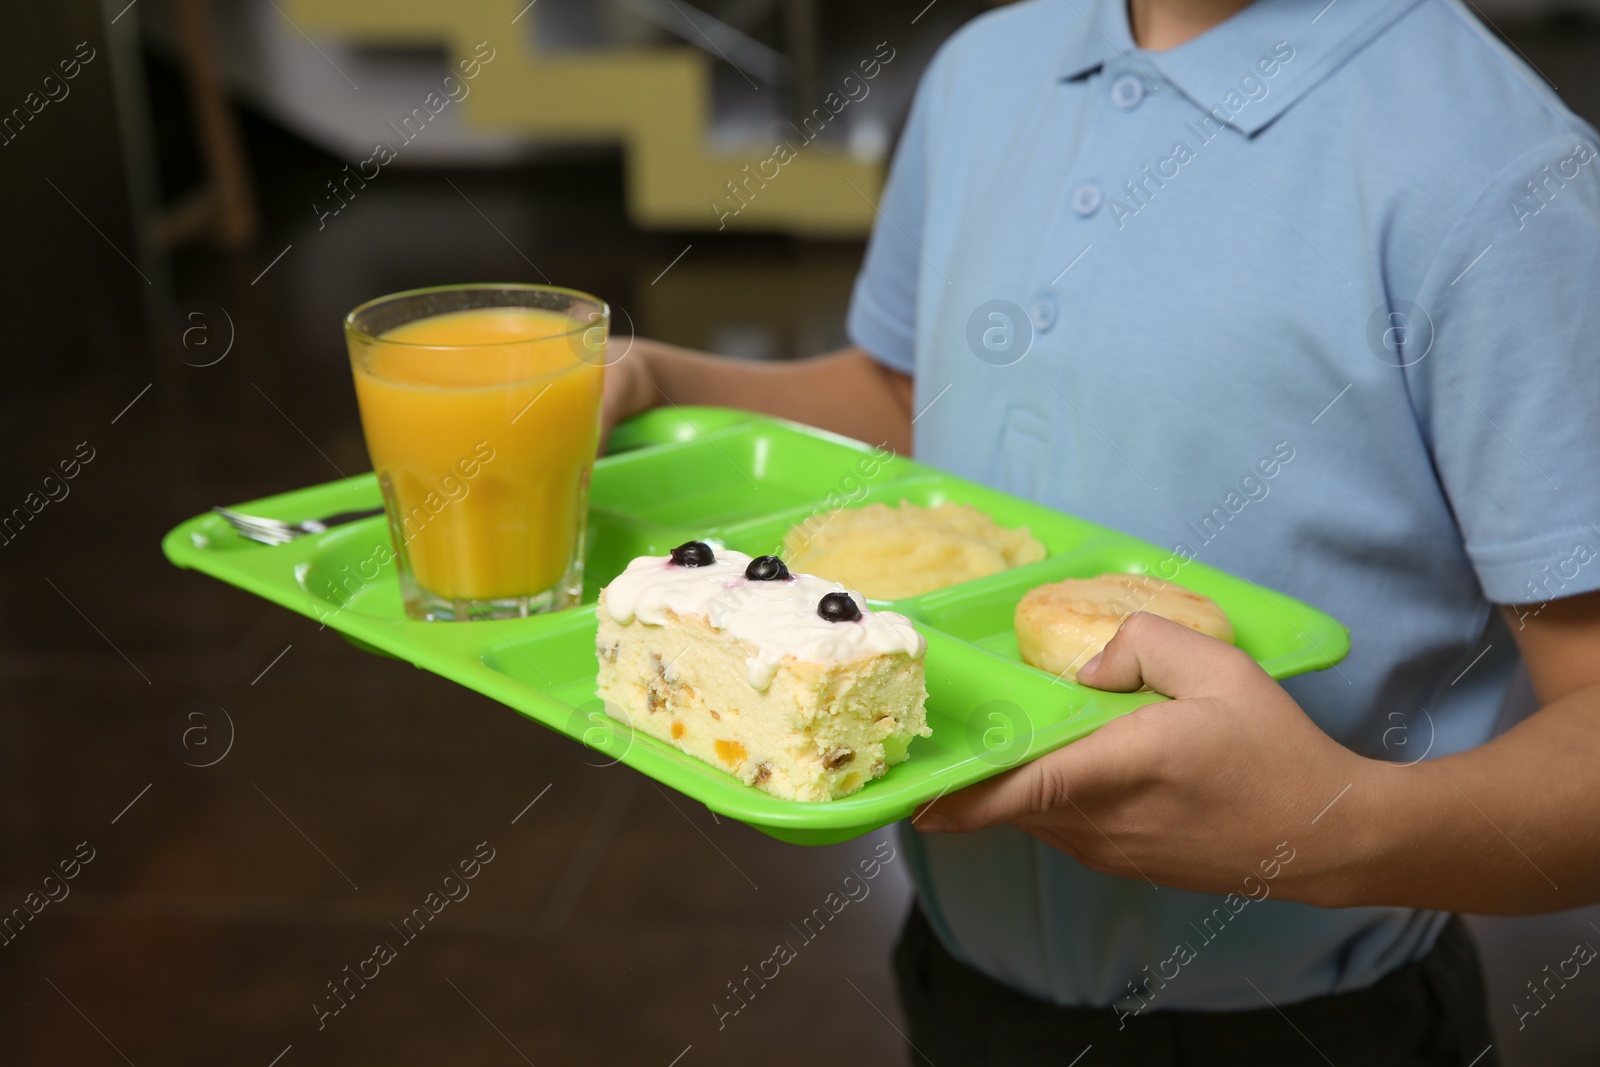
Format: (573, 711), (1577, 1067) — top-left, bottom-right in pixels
(2, 1), (1599, 1063)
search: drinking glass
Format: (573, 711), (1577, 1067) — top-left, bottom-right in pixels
(344, 283), (608, 620)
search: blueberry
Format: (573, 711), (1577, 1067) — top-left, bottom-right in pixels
(669, 541), (716, 567)
(817, 591), (862, 623)
(745, 555), (790, 581)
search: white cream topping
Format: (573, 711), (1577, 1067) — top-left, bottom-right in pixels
(599, 548), (926, 690)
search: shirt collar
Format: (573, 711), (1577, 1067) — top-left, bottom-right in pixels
(1056, 0), (1139, 82)
(1057, 0), (1429, 136)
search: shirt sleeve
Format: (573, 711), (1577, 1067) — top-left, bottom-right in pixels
(845, 55), (943, 376)
(1404, 132), (1600, 605)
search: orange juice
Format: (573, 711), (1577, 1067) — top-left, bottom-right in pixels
(349, 305), (604, 608)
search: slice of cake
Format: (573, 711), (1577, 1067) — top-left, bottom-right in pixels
(595, 541), (930, 802)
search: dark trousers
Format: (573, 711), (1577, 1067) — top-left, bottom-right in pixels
(892, 904), (1499, 1066)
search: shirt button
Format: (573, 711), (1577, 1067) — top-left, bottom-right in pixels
(1071, 182), (1103, 217)
(1111, 74), (1146, 110)
(1029, 293), (1059, 333)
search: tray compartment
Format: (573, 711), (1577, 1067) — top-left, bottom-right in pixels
(582, 509), (693, 602)
(703, 473), (1111, 579)
(913, 629), (1165, 773)
(294, 518), (404, 620)
(904, 539), (1349, 680)
(287, 503), (685, 618)
(603, 406), (761, 454)
(479, 612), (602, 707)
(589, 423), (902, 529)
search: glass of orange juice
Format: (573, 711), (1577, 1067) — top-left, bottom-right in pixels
(344, 283), (607, 621)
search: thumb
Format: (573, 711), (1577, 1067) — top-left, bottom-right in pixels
(1076, 611), (1244, 699)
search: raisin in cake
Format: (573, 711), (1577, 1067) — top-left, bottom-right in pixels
(595, 541), (930, 801)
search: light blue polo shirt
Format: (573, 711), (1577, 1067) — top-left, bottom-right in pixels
(849, 0), (1600, 1011)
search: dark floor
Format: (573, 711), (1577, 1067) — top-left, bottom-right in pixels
(5, 11), (1600, 1067)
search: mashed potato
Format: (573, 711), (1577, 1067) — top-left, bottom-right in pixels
(784, 501), (1047, 600)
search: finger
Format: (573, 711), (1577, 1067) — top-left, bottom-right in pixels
(914, 724), (1142, 833)
(1076, 611), (1244, 699)
(913, 759), (1060, 833)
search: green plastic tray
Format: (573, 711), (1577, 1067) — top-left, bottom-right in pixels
(162, 407), (1348, 845)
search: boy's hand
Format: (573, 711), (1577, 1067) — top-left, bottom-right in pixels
(913, 612), (1378, 906)
(594, 340), (913, 454)
(600, 340), (656, 449)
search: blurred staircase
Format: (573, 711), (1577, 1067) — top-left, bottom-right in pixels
(283, 0), (885, 234)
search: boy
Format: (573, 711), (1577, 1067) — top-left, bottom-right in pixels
(604, 0), (1600, 1062)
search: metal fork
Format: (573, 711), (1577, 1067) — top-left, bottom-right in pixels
(212, 505), (385, 545)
